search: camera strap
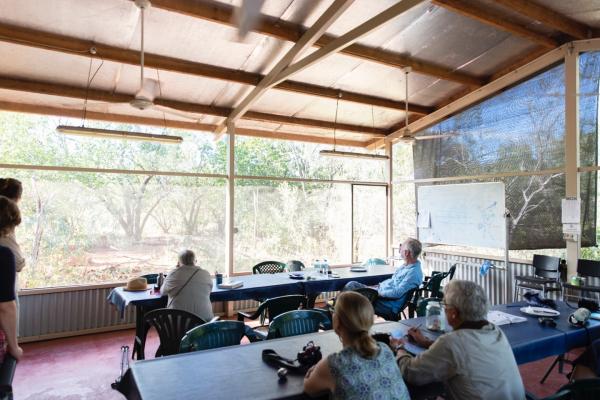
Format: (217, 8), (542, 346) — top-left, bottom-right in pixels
(261, 349), (306, 374)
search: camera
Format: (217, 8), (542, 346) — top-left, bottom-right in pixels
(297, 341), (322, 367)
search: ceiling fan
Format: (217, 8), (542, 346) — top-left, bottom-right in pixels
(62, 0), (203, 123)
(398, 67), (457, 145)
(234, 0), (267, 40)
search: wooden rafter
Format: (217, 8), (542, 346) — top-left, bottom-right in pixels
(493, 0), (591, 40)
(0, 23), (431, 116)
(0, 101), (368, 147)
(221, 0), (354, 135)
(149, 0), (484, 87)
(0, 76), (386, 136)
(432, 0), (558, 48)
(269, 0), (426, 88)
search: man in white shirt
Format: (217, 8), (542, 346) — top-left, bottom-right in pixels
(393, 280), (525, 400)
(161, 250), (214, 321)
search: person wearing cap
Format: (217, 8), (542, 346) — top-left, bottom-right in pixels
(160, 250), (214, 321)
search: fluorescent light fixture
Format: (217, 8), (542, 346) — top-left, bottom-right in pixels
(56, 125), (183, 144)
(319, 149), (389, 160)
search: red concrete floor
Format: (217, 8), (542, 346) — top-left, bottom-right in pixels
(14, 328), (576, 400)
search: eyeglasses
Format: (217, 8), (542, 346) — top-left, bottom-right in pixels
(441, 301), (454, 309)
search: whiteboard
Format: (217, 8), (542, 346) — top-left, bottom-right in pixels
(417, 182), (506, 249)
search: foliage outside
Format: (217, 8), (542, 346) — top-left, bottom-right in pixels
(0, 114), (387, 288)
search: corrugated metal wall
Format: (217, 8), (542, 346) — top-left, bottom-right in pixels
(19, 286), (337, 342)
(423, 251), (535, 305)
(20, 286), (136, 341)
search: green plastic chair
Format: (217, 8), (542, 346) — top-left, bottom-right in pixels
(180, 321), (247, 353)
(238, 295), (306, 324)
(286, 260), (305, 272)
(139, 308), (206, 359)
(140, 273), (159, 284)
(362, 258), (387, 266)
(252, 261), (286, 274)
(265, 310), (330, 340)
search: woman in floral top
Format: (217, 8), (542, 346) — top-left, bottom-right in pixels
(304, 291), (409, 400)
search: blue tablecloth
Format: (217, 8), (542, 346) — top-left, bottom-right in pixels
(107, 266), (396, 317)
(399, 302), (600, 365)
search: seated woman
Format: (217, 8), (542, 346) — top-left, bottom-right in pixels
(394, 280), (524, 400)
(304, 291), (409, 400)
(160, 250), (214, 321)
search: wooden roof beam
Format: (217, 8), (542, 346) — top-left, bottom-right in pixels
(0, 22), (431, 115)
(493, 0), (592, 40)
(0, 101), (368, 147)
(149, 0), (484, 87)
(220, 0), (355, 136)
(269, 0), (426, 88)
(0, 76), (386, 136)
(432, 0), (559, 48)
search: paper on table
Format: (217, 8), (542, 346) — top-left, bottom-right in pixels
(487, 310), (527, 326)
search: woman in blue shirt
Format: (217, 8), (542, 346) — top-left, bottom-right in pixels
(304, 291), (409, 400)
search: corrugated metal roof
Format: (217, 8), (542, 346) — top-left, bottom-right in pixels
(0, 0), (597, 147)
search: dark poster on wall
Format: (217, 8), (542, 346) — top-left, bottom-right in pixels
(412, 59), (599, 250)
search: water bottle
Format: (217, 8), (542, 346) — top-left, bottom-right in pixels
(156, 273), (164, 291)
(313, 259), (321, 273)
(323, 259), (329, 275)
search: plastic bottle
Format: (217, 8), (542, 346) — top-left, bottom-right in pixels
(426, 301), (442, 331)
(313, 259), (321, 273)
(323, 259), (329, 275)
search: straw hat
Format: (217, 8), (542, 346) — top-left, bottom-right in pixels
(124, 277), (148, 291)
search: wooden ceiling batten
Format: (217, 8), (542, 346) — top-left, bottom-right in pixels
(493, 0), (591, 40)
(149, 0), (484, 87)
(0, 76), (385, 136)
(219, 0), (355, 136)
(0, 101), (369, 147)
(432, 0), (559, 48)
(0, 22), (430, 115)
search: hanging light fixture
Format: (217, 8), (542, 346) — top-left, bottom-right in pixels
(56, 1), (183, 145)
(56, 125), (183, 143)
(319, 93), (389, 160)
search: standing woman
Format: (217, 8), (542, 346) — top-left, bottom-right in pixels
(0, 196), (23, 362)
(0, 178), (25, 273)
(304, 291), (409, 400)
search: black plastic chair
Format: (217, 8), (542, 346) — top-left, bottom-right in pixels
(136, 308), (208, 359)
(562, 259), (600, 302)
(237, 295), (307, 340)
(376, 287), (418, 321)
(514, 255), (562, 301)
(527, 378), (600, 400)
(180, 321), (247, 352)
(353, 287), (379, 304)
(252, 261), (286, 274)
(286, 260), (305, 272)
(263, 310), (330, 340)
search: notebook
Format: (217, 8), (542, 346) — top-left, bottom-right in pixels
(217, 280), (243, 289)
